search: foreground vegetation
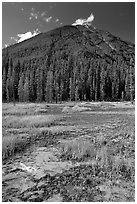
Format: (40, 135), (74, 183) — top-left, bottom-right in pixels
(2, 101), (135, 201)
(2, 103), (63, 160)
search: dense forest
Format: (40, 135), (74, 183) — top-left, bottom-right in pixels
(2, 25), (135, 103)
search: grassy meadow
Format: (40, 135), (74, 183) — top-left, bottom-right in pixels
(2, 103), (64, 160)
(2, 101), (135, 201)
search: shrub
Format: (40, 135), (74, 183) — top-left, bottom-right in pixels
(59, 138), (96, 161)
(112, 154), (134, 180)
(2, 135), (29, 160)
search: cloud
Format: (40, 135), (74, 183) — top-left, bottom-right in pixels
(43, 16), (52, 23)
(10, 36), (17, 41)
(41, 11), (46, 17)
(17, 29), (40, 43)
(55, 18), (59, 22)
(49, 3), (56, 9)
(29, 8), (39, 20)
(72, 13), (94, 26)
(4, 44), (8, 48)
(10, 29), (40, 44)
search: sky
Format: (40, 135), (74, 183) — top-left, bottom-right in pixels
(2, 2), (135, 48)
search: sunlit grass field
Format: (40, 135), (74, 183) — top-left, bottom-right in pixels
(2, 102), (134, 162)
(2, 101), (135, 201)
(2, 103), (64, 160)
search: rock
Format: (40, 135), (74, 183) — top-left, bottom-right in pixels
(72, 105), (91, 112)
(28, 193), (44, 202)
(35, 109), (47, 114)
(21, 191), (33, 200)
(62, 106), (72, 113)
(37, 180), (46, 188)
(20, 180), (37, 194)
(46, 194), (63, 202)
(3, 172), (21, 182)
(10, 197), (22, 202)
(19, 162), (36, 174)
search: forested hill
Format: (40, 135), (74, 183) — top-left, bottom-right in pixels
(2, 25), (135, 103)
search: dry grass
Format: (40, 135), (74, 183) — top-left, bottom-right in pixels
(3, 114), (62, 129)
(2, 135), (29, 160)
(59, 135), (134, 180)
(2, 103), (64, 161)
(59, 138), (96, 161)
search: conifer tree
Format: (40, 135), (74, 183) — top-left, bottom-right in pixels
(2, 67), (7, 101)
(69, 77), (73, 101)
(45, 70), (54, 102)
(6, 58), (13, 102)
(18, 73), (24, 102)
(24, 76), (29, 102)
(29, 68), (35, 101)
(36, 67), (43, 102)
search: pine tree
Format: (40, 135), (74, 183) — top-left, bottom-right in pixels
(13, 60), (21, 100)
(24, 76), (29, 102)
(2, 67), (7, 101)
(75, 80), (79, 101)
(100, 61), (106, 101)
(125, 68), (130, 100)
(6, 58), (13, 102)
(45, 70), (54, 102)
(12, 67), (16, 104)
(69, 77), (73, 101)
(18, 73), (24, 102)
(129, 65), (134, 102)
(29, 68), (35, 101)
(36, 67), (43, 102)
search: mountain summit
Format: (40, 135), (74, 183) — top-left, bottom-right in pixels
(2, 25), (135, 102)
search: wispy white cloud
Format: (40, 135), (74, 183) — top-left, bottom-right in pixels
(55, 18), (59, 22)
(4, 44), (8, 48)
(10, 36), (17, 41)
(72, 13), (94, 26)
(41, 11), (46, 17)
(49, 3), (56, 9)
(21, 8), (24, 12)
(29, 8), (39, 20)
(17, 29), (40, 43)
(43, 16), (52, 23)
(11, 29), (40, 44)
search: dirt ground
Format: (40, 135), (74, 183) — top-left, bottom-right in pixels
(2, 101), (135, 202)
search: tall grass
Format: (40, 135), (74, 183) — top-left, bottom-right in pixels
(2, 135), (29, 160)
(3, 115), (62, 129)
(2, 103), (64, 161)
(59, 138), (96, 161)
(59, 136), (134, 180)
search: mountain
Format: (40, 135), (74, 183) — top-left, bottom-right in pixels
(2, 25), (135, 102)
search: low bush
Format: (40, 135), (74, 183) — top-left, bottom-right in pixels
(2, 135), (29, 160)
(59, 137), (134, 180)
(59, 138), (96, 161)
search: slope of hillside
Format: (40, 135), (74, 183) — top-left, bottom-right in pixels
(2, 25), (135, 102)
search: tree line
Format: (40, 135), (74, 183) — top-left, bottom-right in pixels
(2, 49), (135, 103)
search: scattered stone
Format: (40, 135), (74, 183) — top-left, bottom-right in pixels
(62, 106), (72, 113)
(35, 108), (47, 114)
(72, 105), (91, 112)
(21, 191), (33, 200)
(10, 197), (22, 202)
(46, 194), (63, 202)
(20, 180), (37, 194)
(37, 180), (46, 188)
(3, 172), (21, 182)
